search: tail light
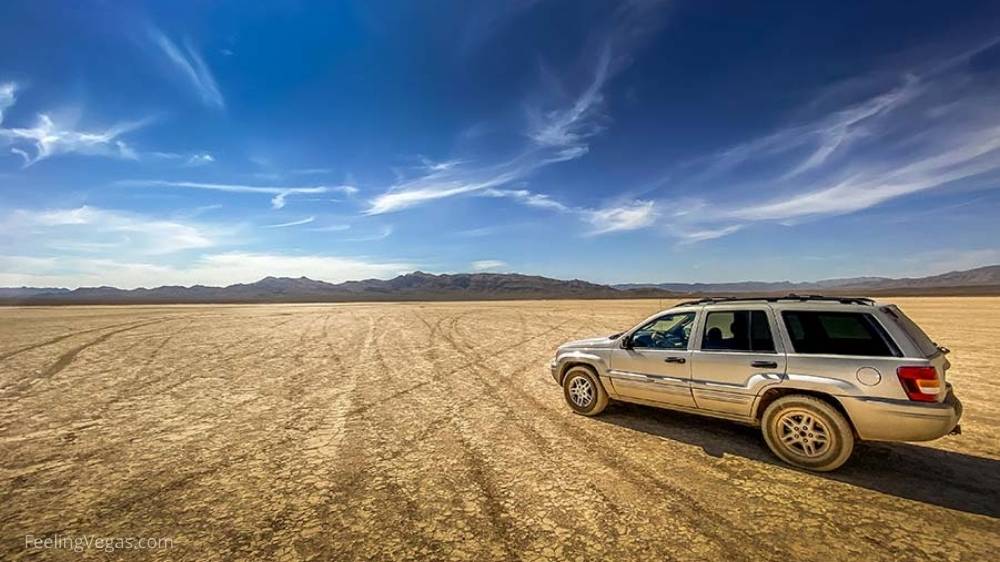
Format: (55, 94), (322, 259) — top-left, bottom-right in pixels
(896, 366), (941, 402)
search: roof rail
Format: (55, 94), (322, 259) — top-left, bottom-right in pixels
(674, 294), (876, 307)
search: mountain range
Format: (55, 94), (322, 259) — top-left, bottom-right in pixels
(1, 265), (999, 304)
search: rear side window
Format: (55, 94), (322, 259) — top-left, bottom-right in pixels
(702, 310), (775, 352)
(782, 311), (896, 356)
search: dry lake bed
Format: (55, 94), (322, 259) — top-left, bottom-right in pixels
(1, 298), (998, 560)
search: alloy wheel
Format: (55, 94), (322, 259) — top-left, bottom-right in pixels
(775, 409), (832, 458)
(568, 376), (594, 408)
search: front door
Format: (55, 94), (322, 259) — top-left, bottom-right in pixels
(609, 311), (697, 408)
(689, 307), (786, 416)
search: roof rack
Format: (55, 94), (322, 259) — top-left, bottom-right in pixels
(674, 294), (876, 307)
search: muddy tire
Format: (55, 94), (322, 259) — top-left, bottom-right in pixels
(762, 395), (854, 472)
(562, 366), (609, 416)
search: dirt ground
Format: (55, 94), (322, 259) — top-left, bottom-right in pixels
(1, 298), (998, 561)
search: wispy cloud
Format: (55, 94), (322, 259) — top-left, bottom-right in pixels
(478, 185), (658, 236)
(117, 179), (357, 209)
(344, 225), (393, 242)
(264, 216), (316, 228)
(146, 150), (216, 166)
(291, 167), (334, 175)
(528, 45), (610, 151)
(0, 83), (152, 166)
(149, 27), (225, 109)
(0, 251), (416, 289)
(366, 161), (524, 214)
(365, 2), (668, 219)
(470, 259), (508, 272)
(0, 82), (15, 122)
(480, 188), (570, 212)
(673, 224), (744, 244)
(585, 200), (658, 235)
(309, 223), (351, 232)
(1, 206), (220, 256)
(655, 38), (1000, 242)
(185, 152), (215, 166)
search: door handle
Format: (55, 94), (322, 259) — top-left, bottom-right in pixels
(751, 360), (778, 369)
(664, 356), (686, 364)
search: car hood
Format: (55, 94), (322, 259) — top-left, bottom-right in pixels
(558, 336), (618, 351)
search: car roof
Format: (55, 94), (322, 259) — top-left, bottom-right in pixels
(674, 294), (876, 307)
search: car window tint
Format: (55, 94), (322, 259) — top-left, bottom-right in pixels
(781, 311), (894, 356)
(702, 310), (774, 352)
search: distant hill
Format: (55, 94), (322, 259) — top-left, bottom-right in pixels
(0, 272), (626, 304)
(615, 265), (1000, 295)
(2, 265), (999, 304)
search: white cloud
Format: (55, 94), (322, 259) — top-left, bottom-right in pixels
(585, 200), (657, 235)
(674, 225), (743, 244)
(291, 167), (334, 175)
(309, 223), (351, 232)
(470, 259), (508, 272)
(264, 216), (316, 228)
(344, 225), (393, 242)
(0, 252), (416, 289)
(730, 126), (1000, 221)
(150, 27), (225, 109)
(118, 179), (356, 209)
(0, 84), (152, 166)
(658, 39), (1000, 242)
(480, 188), (570, 212)
(528, 45), (610, 149)
(477, 187), (661, 237)
(185, 152), (215, 166)
(365, 4), (666, 218)
(366, 163), (522, 214)
(0, 82), (15, 122)
(2, 206), (219, 256)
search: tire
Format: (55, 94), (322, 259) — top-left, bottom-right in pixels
(761, 395), (854, 472)
(562, 366), (609, 416)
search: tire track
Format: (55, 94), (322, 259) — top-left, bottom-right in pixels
(0, 317), (174, 396)
(0, 318), (163, 362)
(443, 310), (774, 562)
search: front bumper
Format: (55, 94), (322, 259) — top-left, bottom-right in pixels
(839, 387), (963, 442)
(549, 360), (560, 383)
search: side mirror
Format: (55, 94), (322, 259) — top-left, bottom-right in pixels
(621, 335), (633, 350)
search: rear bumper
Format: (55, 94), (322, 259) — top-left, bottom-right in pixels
(840, 387), (963, 442)
(549, 360), (560, 383)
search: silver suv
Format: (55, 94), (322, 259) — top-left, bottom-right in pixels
(550, 296), (962, 471)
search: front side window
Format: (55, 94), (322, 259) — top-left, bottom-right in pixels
(782, 311), (895, 356)
(630, 312), (695, 350)
(701, 310), (775, 352)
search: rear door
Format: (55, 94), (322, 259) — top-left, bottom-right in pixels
(609, 311), (697, 408)
(688, 306), (786, 416)
(779, 308), (911, 400)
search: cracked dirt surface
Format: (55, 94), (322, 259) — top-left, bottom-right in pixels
(1, 298), (998, 561)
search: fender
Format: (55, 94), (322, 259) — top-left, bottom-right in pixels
(749, 372), (862, 419)
(552, 350), (609, 385)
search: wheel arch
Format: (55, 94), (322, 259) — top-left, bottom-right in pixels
(753, 387), (858, 436)
(558, 360), (600, 386)
(554, 351), (607, 385)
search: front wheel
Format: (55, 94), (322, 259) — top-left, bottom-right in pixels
(761, 395), (854, 472)
(562, 366), (609, 416)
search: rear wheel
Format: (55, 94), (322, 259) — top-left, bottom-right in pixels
(562, 366), (608, 416)
(761, 395), (854, 472)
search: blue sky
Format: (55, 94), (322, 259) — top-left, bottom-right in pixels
(2, 1), (1000, 288)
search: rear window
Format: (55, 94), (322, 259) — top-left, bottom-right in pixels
(781, 311), (897, 357)
(880, 305), (940, 357)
